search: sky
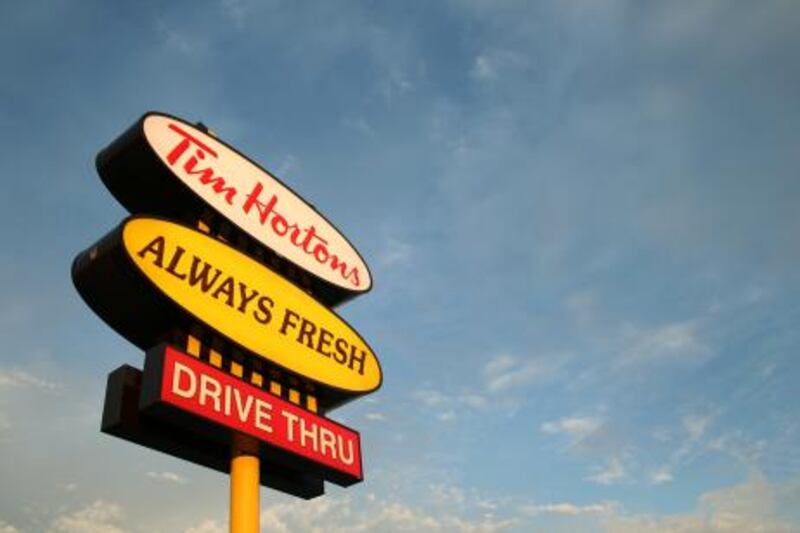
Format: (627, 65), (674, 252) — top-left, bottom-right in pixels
(1, 1), (799, 531)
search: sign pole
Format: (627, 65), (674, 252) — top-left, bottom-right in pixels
(230, 434), (260, 533)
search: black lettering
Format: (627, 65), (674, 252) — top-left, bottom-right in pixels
(164, 245), (188, 280)
(297, 318), (317, 349)
(279, 309), (300, 335)
(236, 282), (259, 314)
(316, 327), (333, 357)
(187, 257), (222, 292)
(348, 344), (366, 375)
(137, 236), (166, 267)
(333, 338), (349, 364)
(253, 296), (274, 324)
(211, 276), (235, 307)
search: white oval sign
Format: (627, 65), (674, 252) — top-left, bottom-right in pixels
(142, 114), (371, 293)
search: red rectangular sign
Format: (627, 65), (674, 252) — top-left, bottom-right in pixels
(149, 346), (362, 481)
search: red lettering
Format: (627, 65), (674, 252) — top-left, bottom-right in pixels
(162, 123), (364, 288)
(242, 182), (278, 224)
(166, 124), (218, 163)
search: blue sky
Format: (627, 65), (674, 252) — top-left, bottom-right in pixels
(1, 1), (799, 531)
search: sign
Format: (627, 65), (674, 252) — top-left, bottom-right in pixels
(72, 216), (382, 396)
(102, 362), (325, 499)
(75, 110), (382, 518)
(140, 345), (362, 485)
(96, 112), (371, 306)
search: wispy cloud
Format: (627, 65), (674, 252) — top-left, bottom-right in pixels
(258, 493), (517, 533)
(585, 456), (626, 486)
(541, 416), (603, 440)
(682, 414), (712, 441)
(49, 500), (124, 533)
(342, 116), (375, 137)
(470, 50), (531, 82)
(0, 370), (59, 391)
(155, 19), (202, 55)
(146, 471), (187, 484)
(608, 471), (799, 532)
(365, 412), (386, 421)
(220, 0), (249, 29)
(411, 388), (487, 422)
(520, 501), (617, 516)
(649, 466), (674, 485)
(483, 354), (547, 393)
(377, 238), (413, 269)
(184, 519), (224, 533)
(0, 519), (19, 533)
(617, 320), (710, 366)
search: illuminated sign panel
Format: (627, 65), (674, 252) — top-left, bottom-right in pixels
(141, 346), (363, 484)
(102, 362), (325, 498)
(96, 112), (371, 304)
(72, 216), (381, 395)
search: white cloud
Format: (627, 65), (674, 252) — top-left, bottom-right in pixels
(461, 394), (488, 409)
(617, 320), (710, 365)
(259, 493), (516, 533)
(470, 50), (530, 81)
(275, 154), (299, 177)
(438, 410), (456, 422)
(483, 355), (544, 393)
(682, 414), (712, 441)
(412, 389), (488, 416)
(364, 412), (386, 421)
(650, 466), (674, 485)
(708, 431), (768, 467)
(541, 416), (603, 439)
(49, 500), (124, 533)
(430, 483), (466, 506)
(155, 19), (201, 55)
(539, 415), (619, 458)
(0, 369), (59, 391)
(184, 518), (224, 533)
(471, 55), (495, 80)
(484, 354), (516, 377)
(220, 0), (249, 29)
(377, 238), (413, 268)
(607, 472), (799, 532)
(413, 389), (450, 408)
(521, 501), (617, 516)
(146, 471), (188, 484)
(0, 520), (19, 533)
(586, 456), (626, 486)
(378, 68), (414, 103)
(342, 117), (375, 137)
(566, 290), (596, 324)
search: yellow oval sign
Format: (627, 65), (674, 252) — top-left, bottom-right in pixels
(121, 217), (381, 393)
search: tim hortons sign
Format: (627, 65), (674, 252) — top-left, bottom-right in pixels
(72, 216), (382, 399)
(74, 112), (380, 512)
(96, 112), (371, 306)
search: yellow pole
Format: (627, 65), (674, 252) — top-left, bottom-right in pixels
(230, 434), (260, 533)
